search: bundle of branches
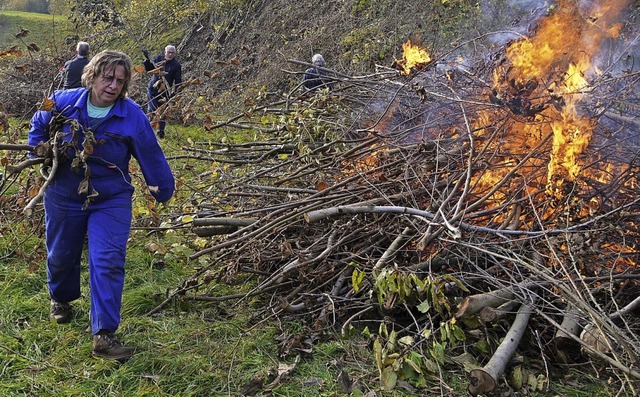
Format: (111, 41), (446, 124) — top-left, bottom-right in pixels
(151, 48), (640, 393)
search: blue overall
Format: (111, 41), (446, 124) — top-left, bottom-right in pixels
(29, 88), (175, 334)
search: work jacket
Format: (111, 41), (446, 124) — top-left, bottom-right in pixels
(62, 55), (89, 89)
(147, 55), (182, 97)
(303, 67), (330, 91)
(28, 88), (175, 205)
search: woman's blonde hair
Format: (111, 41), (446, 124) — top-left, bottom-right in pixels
(82, 50), (132, 99)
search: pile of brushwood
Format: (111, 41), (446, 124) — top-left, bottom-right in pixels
(137, 48), (640, 394)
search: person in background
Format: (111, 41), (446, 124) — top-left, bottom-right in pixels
(28, 50), (175, 362)
(62, 41), (90, 89)
(144, 45), (182, 138)
(302, 53), (331, 92)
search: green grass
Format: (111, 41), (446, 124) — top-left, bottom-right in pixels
(0, 216), (382, 396)
(0, 10), (77, 49)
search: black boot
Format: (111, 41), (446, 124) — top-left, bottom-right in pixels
(157, 120), (166, 138)
(93, 331), (134, 361)
(50, 300), (72, 324)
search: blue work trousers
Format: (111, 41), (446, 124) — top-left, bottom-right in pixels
(147, 89), (167, 132)
(44, 190), (132, 335)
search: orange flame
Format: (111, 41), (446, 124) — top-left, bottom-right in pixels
(396, 39), (431, 75)
(490, 0), (630, 200)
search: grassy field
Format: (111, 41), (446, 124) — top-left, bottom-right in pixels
(0, 10), (78, 49)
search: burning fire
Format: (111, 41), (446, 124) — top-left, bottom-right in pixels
(484, 0), (630, 203)
(354, 0), (633, 232)
(396, 39), (431, 75)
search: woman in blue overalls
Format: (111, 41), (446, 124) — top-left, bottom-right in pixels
(29, 50), (175, 361)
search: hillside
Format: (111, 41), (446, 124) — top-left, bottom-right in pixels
(179, 0), (522, 112)
(0, 1), (544, 117)
(1, 1), (638, 118)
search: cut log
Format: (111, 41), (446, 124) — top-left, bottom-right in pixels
(553, 304), (583, 350)
(479, 299), (520, 323)
(580, 295), (640, 358)
(455, 288), (516, 319)
(192, 217), (258, 236)
(193, 226), (239, 237)
(580, 323), (612, 356)
(468, 302), (534, 396)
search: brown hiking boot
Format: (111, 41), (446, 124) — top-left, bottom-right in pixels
(93, 332), (134, 361)
(50, 300), (71, 324)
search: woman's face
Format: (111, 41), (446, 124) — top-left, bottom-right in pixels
(90, 65), (126, 107)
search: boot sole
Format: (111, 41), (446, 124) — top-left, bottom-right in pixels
(50, 314), (71, 324)
(93, 351), (133, 361)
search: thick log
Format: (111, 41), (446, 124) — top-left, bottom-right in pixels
(193, 226), (239, 237)
(192, 217), (259, 236)
(553, 304), (583, 350)
(479, 299), (520, 323)
(468, 303), (534, 396)
(455, 288), (516, 319)
(305, 205), (435, 224)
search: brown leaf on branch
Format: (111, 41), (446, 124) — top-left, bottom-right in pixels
(39, 98), (55, 111)
(0, 46), (22, 58)
(133, 65), (146, 74)
(15, 27), (29, 38)
(153, 79), (166, 93)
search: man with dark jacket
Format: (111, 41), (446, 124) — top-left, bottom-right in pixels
(62, 41), (90, 89)
(303, 53), (331, 92)
(145, 45), (182, 138)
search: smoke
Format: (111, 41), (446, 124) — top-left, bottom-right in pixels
(481, 0), (550, 45)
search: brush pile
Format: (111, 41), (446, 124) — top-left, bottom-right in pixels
(154, 29), (640, 392)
